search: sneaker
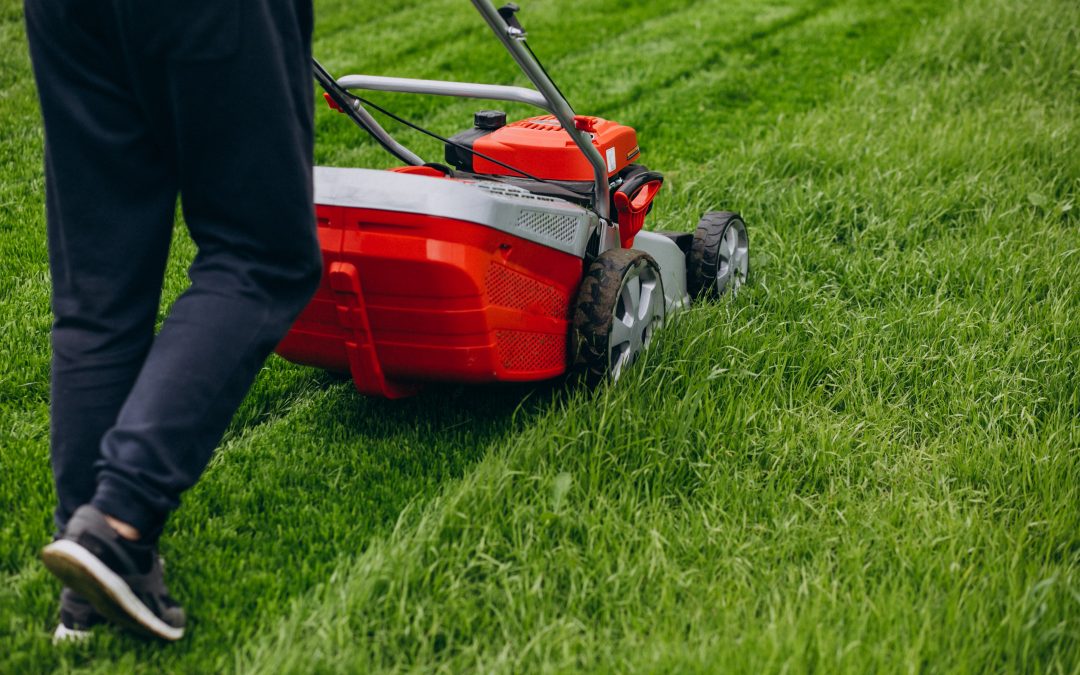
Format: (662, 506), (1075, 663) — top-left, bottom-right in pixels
(52, 587), (106, 643)
(41, 505), (185, 641)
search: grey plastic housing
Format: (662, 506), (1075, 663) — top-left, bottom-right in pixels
(632, 231), (691, 312)
(314, 166), (596, 258)
(313, 167), (689, 313)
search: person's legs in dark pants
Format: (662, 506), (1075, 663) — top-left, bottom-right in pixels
(90, 0), (321, 540)
(28, 0), (320, 640)
(25, 0), (180, 539)
(26, 0), (180, 640)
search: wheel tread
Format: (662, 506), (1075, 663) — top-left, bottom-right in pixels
(687, 211), (747, 299)
(571, 249), (660, 385)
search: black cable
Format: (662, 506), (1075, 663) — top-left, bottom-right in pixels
(347, 91), (566, 188)
(313, 60), (603, 204)
(523, 42), (568, 107)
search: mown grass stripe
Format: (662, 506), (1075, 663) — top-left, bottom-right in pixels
(310, 0), (826, 169)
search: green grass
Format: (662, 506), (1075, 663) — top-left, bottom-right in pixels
(1, 0), (1078, 671)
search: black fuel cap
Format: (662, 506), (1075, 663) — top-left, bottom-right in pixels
(474, 110), (507, 130)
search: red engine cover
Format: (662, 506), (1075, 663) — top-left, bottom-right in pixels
(473, 115), (639, 181)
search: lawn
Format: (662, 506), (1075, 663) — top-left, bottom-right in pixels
(1, 0), (1078, 672)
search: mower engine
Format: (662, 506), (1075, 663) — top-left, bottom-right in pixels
(445, 112), (640, 182)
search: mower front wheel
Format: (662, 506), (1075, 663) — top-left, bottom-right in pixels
(571, 249), (666, 385)
(687, 211), (749, 298)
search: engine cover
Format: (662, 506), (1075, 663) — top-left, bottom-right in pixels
(446, 114), (640, 182)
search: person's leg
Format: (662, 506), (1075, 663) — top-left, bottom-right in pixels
(25, 0), (179, 640)
(23, 0), (178, 538)
(39, 0), (319, 640)
(90, 0), (321, 540)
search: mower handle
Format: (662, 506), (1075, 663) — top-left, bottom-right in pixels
(314, 60), (423, 167)
(335, 75), (551, 112)
(470, 0), (612, 225)
(327, 0), (614, 236)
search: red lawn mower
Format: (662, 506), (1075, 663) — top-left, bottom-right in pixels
(277, 0), (750, 398)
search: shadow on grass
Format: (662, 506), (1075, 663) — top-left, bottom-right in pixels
(223, 357), (570, 444)
(28, 368), (571, 672)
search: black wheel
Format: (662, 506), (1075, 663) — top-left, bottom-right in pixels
(687, 211), (749, 298)
(571, 249), (666, 385)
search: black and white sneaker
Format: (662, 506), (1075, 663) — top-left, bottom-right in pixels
(41, 505), (185, 641)
(53, 587), (106, 643)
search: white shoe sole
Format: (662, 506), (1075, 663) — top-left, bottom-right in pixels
(41, 539), (184, 642)
(52, 622), (93, 644)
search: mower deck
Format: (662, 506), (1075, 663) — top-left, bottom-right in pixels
(277, 167), (592, 396)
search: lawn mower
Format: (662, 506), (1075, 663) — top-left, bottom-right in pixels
(276, 0), (750, 398)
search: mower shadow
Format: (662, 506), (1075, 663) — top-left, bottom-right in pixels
(226, 357), (575, 452)
(317, 372), (572, 441)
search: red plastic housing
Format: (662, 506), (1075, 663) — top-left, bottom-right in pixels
(472, 115), (640, 181)
(276, 202), (583, 397)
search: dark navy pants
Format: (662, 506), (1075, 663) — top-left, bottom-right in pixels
(25, 0), (323, 541)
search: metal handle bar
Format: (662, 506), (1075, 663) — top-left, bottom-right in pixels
(336, 75), (552, 111)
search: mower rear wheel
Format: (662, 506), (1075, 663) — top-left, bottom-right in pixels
(571, 249), (666, 384)
(687, 211), (749, 298)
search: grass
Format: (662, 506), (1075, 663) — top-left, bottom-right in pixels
(1, 0), (1078, 671)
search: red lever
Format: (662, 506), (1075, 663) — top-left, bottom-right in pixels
(573, 115), (598, 132)
(323, 92), (344, 113)
(613, 179), (663, 248)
